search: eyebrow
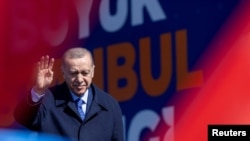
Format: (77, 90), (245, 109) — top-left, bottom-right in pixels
(68, 69), (92, 74)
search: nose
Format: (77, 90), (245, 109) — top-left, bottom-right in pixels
(76, 73), (84, 83)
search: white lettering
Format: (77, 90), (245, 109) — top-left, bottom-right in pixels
(100, 0), (128, 32)
(242, 130), (247, 136)
(74, 0), (93, 39)
(78, 0), (167, 38)
(127, 110), (160, 141)
(131, 0), (166, 26)
(212, 129), (218, 136)
(126, 106), (174, 141)
(162, 107), (174, 141)
(212, 129), (247, 136)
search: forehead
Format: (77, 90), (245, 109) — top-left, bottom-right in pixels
(64, 57), (93, 70)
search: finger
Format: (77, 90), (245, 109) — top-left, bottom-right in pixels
(48, 58), (55, 70)
(40, 56), (45, 69)
(33, 62), (40, 81)
(44, 55), (49, 69)
(48, 69), (54, 77)
(36, 61), (41, 71)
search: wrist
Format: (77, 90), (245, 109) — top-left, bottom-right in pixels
(33, 85), (46, 95)
(31, 88), (45, 103)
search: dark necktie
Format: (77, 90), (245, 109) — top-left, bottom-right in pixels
(75, 98), (85, 120)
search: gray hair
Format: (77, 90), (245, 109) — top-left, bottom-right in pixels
(62, 47), (94, 67)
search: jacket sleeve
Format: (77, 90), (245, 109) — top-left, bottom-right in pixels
(14, 91), (42, 130)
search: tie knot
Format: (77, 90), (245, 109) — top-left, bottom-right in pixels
(75, 98), (84, 107)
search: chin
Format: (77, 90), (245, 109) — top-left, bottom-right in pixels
(74, 90), (86, 96)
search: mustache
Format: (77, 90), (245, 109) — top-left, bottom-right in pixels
(73, 82), (86, 86)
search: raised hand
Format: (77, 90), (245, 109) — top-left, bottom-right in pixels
(33, 55), (55, 95)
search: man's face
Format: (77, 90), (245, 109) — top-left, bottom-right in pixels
(62, 56), (94, 96)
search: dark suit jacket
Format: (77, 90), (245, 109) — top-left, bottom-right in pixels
(14, 83), (124, 141)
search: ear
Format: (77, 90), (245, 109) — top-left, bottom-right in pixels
(91, 65), (95, 78)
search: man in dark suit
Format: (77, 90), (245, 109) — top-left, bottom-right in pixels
(14, 47), (124, 141)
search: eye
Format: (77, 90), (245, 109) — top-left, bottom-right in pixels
(70, 71), (78, 76)
(81, 71), (90, 76)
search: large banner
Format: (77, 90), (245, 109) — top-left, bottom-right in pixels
(1, 0), (250, 141)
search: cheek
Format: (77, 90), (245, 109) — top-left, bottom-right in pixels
(64, 75), (74, 83)
(86, 77), (93, 84)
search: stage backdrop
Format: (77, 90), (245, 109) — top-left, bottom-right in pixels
(1, 0), (250, 141)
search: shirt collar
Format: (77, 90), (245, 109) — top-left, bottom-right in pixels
(70, 89), (89, 104)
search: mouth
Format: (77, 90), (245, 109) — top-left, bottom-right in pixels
(73, 84), (87, 90)
(75, 85), (84, 89)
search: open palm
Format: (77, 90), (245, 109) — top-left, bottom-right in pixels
(34, 55), (55, 94)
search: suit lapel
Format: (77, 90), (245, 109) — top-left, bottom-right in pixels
(66, 100), (84, 120)
(84, 84), (108, 122)
(53, 83), (109, 122)
(54, 83), (81, 120)
(84, 101), (102, 121)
